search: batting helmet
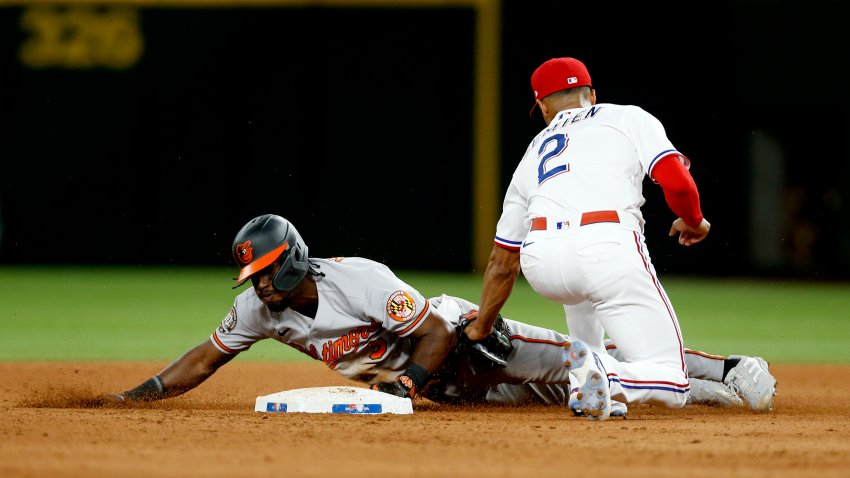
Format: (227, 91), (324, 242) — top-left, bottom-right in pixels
(232, 214), (310, 291)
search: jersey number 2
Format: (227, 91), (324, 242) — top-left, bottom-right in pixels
(537, 133), (569, 185)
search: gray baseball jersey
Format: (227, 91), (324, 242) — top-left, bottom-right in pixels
(211, 257), (432, 384)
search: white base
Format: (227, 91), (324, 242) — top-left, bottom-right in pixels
(254, 386), (413, 414)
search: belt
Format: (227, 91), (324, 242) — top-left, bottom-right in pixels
(530, 210), (620, 231)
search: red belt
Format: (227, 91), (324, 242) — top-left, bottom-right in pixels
(530, 211), (620, 231)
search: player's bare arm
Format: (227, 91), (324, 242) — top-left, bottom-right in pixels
(465, 245), (520, 341)
(408, 308), (458, 372)
(111, 339), (235, 402)
(371, 308), (457, 399)
(157, 340), (235, 396)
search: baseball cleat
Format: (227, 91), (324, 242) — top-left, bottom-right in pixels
(568, 388), (582, 416)
(609, 400), (628, 417)
(563, 340), (611, 421)
(753, 356), (778, 390)
(686, 378), (744, 408)
(723, 356), (777, 412)
(570, 391), (627, 418)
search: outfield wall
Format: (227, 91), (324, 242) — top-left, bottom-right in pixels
(1, 0), (848, 278)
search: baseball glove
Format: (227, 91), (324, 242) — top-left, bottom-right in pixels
(456, 310), (513, 370)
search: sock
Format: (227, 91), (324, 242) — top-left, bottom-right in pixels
(722, 358), (741, 382)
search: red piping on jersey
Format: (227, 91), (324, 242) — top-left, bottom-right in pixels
(631, 231), (687, 374)
(211, 332), (238, 354)
(608, 373), (690, 390)
(398, 300), (431, 336)
(494, 241), (521, 252)
(685, 349), (726, 360)
(508, 334), (565, 347)
(608, 343), (725, 361)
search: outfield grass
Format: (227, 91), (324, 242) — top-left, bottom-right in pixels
(1, 266), (848, 364)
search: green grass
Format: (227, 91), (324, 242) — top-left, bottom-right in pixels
(1, 266), (848, 364)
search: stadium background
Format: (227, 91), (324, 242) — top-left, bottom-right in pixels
(1, 0), (848, 280)
(2, 4), (850, 476)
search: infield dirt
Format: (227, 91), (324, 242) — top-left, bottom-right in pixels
(2, 361), (849, 478)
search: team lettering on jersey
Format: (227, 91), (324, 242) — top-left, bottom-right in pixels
(537, 105), (605, 142)
(321, 321), (383, 365)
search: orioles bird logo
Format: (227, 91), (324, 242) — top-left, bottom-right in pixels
(236, 240), (253, 264)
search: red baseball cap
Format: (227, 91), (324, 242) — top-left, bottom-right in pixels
(529, 57), (592, 117)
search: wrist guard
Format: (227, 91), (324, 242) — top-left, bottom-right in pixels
(371, 363), (429, 399)
(123, 375), (166, 401)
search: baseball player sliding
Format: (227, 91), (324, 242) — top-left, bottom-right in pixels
(463, 57), (718, 420)
(108, 215), (776, 415)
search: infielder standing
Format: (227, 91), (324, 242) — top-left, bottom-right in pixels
(463, 57), (714, 420)
(109, 215), (775, 414)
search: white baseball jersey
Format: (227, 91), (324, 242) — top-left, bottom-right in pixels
(494, 103), (692, 408)
(495, 103), (679, 250)
(210, 257), (432, 384)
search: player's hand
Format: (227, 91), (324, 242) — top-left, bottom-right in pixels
(456, 311), (513, 369)
(371, 378), (414, 399)
(100, 392), (132, 405)
(106, 392), (128, 403)
(669, 218), (710, 246)
(458, 310), (489, 341)
(79, 392), (129, 408)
